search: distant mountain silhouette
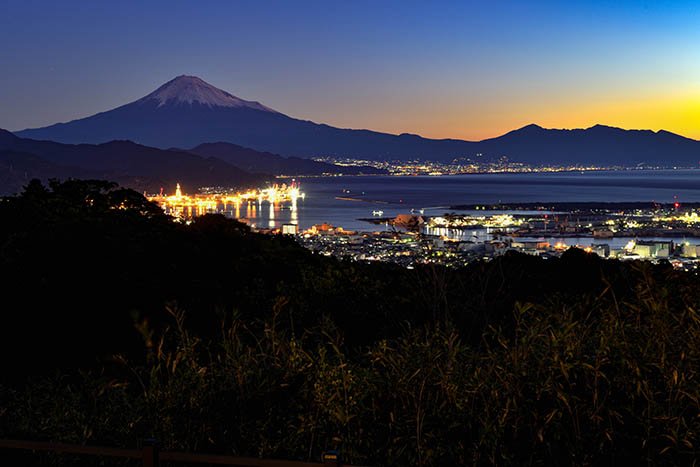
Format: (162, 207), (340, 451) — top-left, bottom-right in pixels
(14, 76), (700, 166)
(186, 142), (385, 175)
(475, 124), (700, 166)
(0, 129), (267, 194)
(0, 150), (102, 195)
(15, 75), (483, 160)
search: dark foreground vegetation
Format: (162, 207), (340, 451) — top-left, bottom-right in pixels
(1, 179), (700, 465)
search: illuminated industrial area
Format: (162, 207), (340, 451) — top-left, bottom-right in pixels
(294, 209), (700, 271)
(147, 182), (305, 227)
(148, 185), (700, 272)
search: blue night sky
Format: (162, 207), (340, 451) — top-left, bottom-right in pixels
(1, 0), (699, 140)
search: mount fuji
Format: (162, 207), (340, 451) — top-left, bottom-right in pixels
(17, 75), (482, 160)
(15, 75), (700, 166)
(135, 75), (277, 112)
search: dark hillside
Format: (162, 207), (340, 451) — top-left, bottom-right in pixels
(0, 129), (267, 193)
(1, 179), (699, 465)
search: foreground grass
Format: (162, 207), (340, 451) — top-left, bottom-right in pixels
(1, 180), (699, 465)
(4, 263), (700, 465)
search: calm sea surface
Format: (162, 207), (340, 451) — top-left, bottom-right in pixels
(241, 170), (700, 232)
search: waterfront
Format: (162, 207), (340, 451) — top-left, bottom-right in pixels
(247, 170), (700, 231)
(149, 170), (700, 268)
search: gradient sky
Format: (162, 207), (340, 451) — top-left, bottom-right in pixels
(1, 0), (699, 140)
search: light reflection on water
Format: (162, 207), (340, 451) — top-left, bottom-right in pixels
(187, 171), (700, 234)
(234, 200), (299, 229)
(292, 170), (700, 232)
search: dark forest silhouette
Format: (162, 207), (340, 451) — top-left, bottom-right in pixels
(1, 179), (699, 465)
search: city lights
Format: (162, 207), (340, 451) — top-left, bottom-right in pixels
(147, 181), (304, 220)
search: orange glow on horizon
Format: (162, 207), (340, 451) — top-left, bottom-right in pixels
(314, 89), (700, 142)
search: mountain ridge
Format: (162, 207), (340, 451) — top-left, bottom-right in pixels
(14, 76), (700, 166)
(0, 129), (269, 195)
(186, 142), (385, 176)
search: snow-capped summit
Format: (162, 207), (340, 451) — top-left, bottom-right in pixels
(138, 75), (277, 112)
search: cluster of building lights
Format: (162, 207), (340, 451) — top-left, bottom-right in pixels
(429, 213), (521, 229)
(653, 211), (700, 225)
(314, 157), (618, 176)
(147, 182), (305, 220)
(144, 183), (700, 270)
